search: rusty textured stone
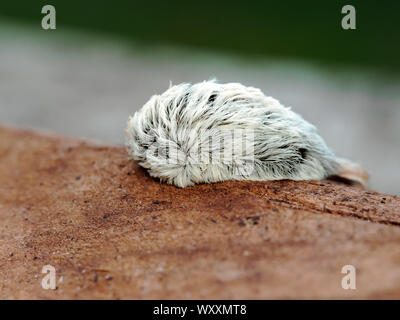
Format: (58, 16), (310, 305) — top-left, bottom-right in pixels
(1, 126), (400, 299)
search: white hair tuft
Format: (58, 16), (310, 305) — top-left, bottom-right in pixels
(126, 80), (368, 188)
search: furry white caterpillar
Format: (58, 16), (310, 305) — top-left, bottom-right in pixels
(126, 80), (368, 188)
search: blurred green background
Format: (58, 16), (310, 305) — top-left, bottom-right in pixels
(1, 0), (399, 73)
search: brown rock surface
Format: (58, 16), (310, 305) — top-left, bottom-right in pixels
(1, 126), (400, 299)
